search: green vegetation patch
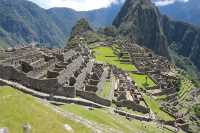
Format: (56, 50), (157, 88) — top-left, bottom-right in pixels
(62, 104), (173, 133)
(143, 95), (175, 121)
(178, 77), (194, 100)
(193, 104), (200, 118)
(0, 86), (91, 133)
(92, 46), (137, 71)
(129, 73), (156, 89)
(97, 80), (112, 100)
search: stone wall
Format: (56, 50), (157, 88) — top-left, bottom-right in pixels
(0, 80), (5, 86)
(115, 100), (150, 114)
(76, 90), (111, 106)
(0, 65), (76, 98)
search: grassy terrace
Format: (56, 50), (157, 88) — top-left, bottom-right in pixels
(0, 86), (91, 133)
(143, 95), (175, 121)
(92, 46), (137, 71)
(97, 79), (112, 100)
(178, 77), (194, 101)
(129, 73), (156, 89)
(62, 104), (174, 133)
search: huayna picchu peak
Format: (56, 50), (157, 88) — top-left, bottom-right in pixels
(0, 0), (200, 133)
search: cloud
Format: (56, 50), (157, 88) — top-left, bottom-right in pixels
(153, 0), (190, 6)
(28, 0), (125, 11)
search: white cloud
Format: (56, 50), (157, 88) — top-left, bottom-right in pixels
(153, 0), (190, 6)
(28, 0), (125, 11)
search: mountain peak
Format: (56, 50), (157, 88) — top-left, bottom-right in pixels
(70, 18), (93, 37)
(113, 0), (169, 57)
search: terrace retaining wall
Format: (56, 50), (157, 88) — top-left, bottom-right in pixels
(76, 90), (111, 106)
(114, 100), (150, 114)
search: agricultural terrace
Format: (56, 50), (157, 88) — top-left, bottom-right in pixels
(129, 73), (156, 89)
(92, 46), (137, 71)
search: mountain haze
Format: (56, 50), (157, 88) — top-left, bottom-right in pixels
(159, 0), (200, 26)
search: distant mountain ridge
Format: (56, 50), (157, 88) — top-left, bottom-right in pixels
(0, 0), (122, 48)
(158, 0), (200, 26)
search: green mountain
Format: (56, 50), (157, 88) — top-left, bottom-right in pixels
(0, 0), (122, 48)
(113, 0), (169, 57)
(113, 0), (200, 80)
(0, 0), (65, 48)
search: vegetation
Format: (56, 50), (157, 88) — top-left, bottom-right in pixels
(178, 76), (194, 100)
(97, 80), (112, 100)
(129, 73), (156, 89)
(62, 104), (174, 133)
(143, 95), (175, 121)
(0, 86), (91, 133)
(193, 104), (200, 118)
(92, 46), (137, 71)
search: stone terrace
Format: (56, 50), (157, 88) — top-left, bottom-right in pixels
(0, 45), (112, 106)
(120, 42), (183, 120)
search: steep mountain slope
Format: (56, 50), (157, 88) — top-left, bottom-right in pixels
(158, 0), (200, 26)
(161, 16), (200, 77)
(0, 0), (122, 48)
(113, 0), (169, 57)
(0, 0), (65, 48)
(113, 0), (200, 79)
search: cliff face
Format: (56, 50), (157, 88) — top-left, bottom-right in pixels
(161, 16), (200, 71)
(113, 0), (169, 57)
(113, 0), (200, 72)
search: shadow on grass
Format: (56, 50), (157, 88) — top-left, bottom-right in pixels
(105, 56), (116, 57)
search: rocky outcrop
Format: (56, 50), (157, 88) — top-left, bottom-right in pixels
(113, 0), (169, 57)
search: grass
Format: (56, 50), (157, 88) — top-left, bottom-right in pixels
(143, 95), (175, 121)
(155, 95), (168, 101)
(0, 86), (91, 133)
(97, 80), (112, 100)
(178, 77), (194, 101)
(61, 104), (174, 133)
(92, 46), (137, 71)
(129, 73), (156, 89)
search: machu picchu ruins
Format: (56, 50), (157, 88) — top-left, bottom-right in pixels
(1, 0), (200, 133)
(0, 34), (197, 132)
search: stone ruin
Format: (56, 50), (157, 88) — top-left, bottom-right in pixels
(0, 38), (189, 130)
(112, 66), (150, 114)
(0, 44), (111, 106)
(119, 41), (188, 128)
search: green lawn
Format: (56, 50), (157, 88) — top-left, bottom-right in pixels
(97, 80), (112, 100)
(0, 86), (91, 133)
(92, 46), (137, 71)
(62, 104), (174, 133)
(143, 95), (175, 121)
(129, 73), (156, 89)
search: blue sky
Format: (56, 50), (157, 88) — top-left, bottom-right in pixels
(27, 0), (190, 11)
